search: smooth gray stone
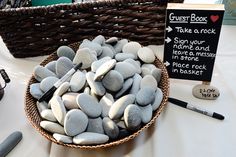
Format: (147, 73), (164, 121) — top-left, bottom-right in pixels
(56, 57), (74, 78)
(98, 46), (114, 59)
(92, 35), (105, 45)
(114, 62), (136, 79)
(115, 53), (136, 61)
(114, 39), (128, 54)
(152, 87), (163, 111)
(151, 68), (162, 83)
(109, 94), (135, 120)
(0, 131), (22, 157)
(79, 40), (102, 56)
(53, 82), (70, 96)
(136, 87), (156, 106)
(105, 37), (118, 45)
(130, 73), (142, 95)
(116, 120), (126, 129)
(73, 48), (97, 69)
(122, 41), (141, 59)
(40, 109), (57, 122)
(83, 87), (90, 95)
(62, 92), (79, 110)
(94, 59), (116, 81)
(30, 83), (44, 100)
(142, 64), (162, 83)
(142, 63), (156, 71)
(137, 47), (155, 63)
(91, 56), (111, 72)
(70, 71), (86, 92)
(103, 117), (119, 139)
(139, 104), (153, 124)
(57, 46), (75, 61)
(124, 104), (142, 131)
(141, 67), (151, 77)
(124, 58), (141, 74)
(100, 93), (114, 118)
(115, 78), (133, 99)
(40, 121), (65, 134)
(140, 75), (157, 90)
(192, 84), (220, 100)
(36, 101), (48, 113)
(86, 72), (106, 96)
(45, 61), (57, 73)
(102, 70), (124, 92)
(64, 109), (88, 136)
(73, 132), (109, 145)
(53, 133), (73, 144)
(33, 65), (57, 82)
(50, 96), (67, 125)
(76, 93), (102, 118)
(87, 117), (104, 134)
(40, 76), (59, 92)
(102, 43), (116, 55)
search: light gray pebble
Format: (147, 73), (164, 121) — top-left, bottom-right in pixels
(94, 59), (116, 81)
(53, 133), (73, 144)
(105, 37), (118, 45)
(137, 47), (155, 63)
(114, 62), (136, 79)
(141, 67), (151, 77)
(50, 96), (67, 125)
(79, 40), (102, 56)
(151, 68), (162, 83)
(124, 104), (142, 131)
(73, 48), (97, 69)
(76, 93), (102, 118)
(102, 70), (124, 92)
(130, 73), (142, 95)
(114, 39), (128, 53)
(192, 84), (220, 100)
(142, 63), (156, 70)
(64, 109), (88, 136)
(36, 101), (48, 113)
(86, 72), (106, 96)
(40, 76), (59, 92)
(62, 92), (79, 110)
(98, 46), (114, 59)
(92, 35), (105, 45)
(57, 46), (75, 61)
(30, 83), (44, 100)
(73, 132), (109, 145)
(100, 93), (114, 118)
(33, 65), (57, 82)
(109, 94), (135, 120)
(152, 87), (163, 111)
(40, 121), (65, 134)
(115, 53), (136, 61)
(103, 117), (119, 139)
(140, 75), (157, 90)
(40, 109), (57, 122)
(124, 59), (141, 74)
(70, 71), (86, 92)
(115, 78), (133, 99)
(83, 87), (90, 95)
(91, 56), (111, 72)
(54, 82), (70, 96)
(45, 61), (56, 73)
(87, 117), (104, 134)
(122, 41), (141, 59)
(136, 87), (156, 106)
(102, 43), (116, 55)
(56, 57), (74, 78)
(139, 104), (153, 124)
(116, 120), (126, 129)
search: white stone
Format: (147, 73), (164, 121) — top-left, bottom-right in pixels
(122, 41), (141, 59)
(86, 72), (106, 96)
(114, 62), (136, 79)
(73, 48), (97, 69)
(73, 132), (109, 145)
(70, 70), (86, 92)
(54, 82), (70, 96)
(139, 104), (153, 124)
(100, 93), (114, 118)
(91, 56), (111, 72)
(56, 57), (74, 78)
(137, 47), (155, 63)
(40, 109), (57, 122)
(140, 75), (157, 90)
(40, 76), (59, 92)
(192, 84), (220, 100)
(152, 88), (163, 111)
(50, 96), (67, 125)
(94, 59), (116, 81)
(53, 133), (73, 144)
(33, 65), (57, 82)
(62, 92), (79, 110)
(40, 121), (65, 134)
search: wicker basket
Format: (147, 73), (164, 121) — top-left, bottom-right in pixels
(0, 0), (182, 58)
(24, 42), (169, 149)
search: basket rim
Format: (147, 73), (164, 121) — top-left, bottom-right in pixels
(24, 42), (170, 149)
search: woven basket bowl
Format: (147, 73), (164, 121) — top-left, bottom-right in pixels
(24, 42), (169, 149)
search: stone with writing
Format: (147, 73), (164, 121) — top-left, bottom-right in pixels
(192, 84), (220, 100)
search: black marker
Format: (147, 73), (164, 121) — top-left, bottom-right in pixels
(168, 97), (224, 120)
(38, 63), (82, 102)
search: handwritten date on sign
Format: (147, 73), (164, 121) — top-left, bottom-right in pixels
(192, 84), (220, 100)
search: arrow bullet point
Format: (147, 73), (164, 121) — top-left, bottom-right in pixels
(164, 61), (170, 67)
(165, 37), (171, 43)
(166, 26), (173, 32)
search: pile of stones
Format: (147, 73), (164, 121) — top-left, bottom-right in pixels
(30, 35), (163, 145)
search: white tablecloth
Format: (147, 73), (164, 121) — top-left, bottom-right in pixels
(0, 25), (236, 157)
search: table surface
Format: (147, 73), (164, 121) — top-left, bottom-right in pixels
(0, 23), (236, 157)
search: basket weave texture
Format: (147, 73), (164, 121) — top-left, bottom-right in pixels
(0, 0), (182, 58)
(24, 42), (169, 149)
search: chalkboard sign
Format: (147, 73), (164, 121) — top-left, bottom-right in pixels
(163, 3), (224, 81)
